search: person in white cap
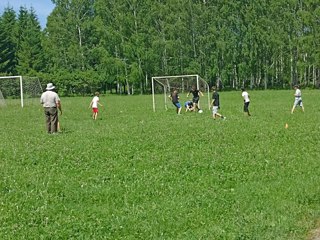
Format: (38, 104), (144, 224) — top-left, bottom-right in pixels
(40, 83), (62, 133)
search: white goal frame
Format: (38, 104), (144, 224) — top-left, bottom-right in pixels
(0, 75), (42, 107)
(0, 88), (6, 106)
(151, 74), (210, 112)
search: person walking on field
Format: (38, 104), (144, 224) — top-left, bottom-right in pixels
(168, 88), (182, 114)
(89, 92), (104, 120)
(241, 87), (251, 116)
(211, 86), (226, 120)
(40, 83), (62, 134)
(291, 85), (304, 114)
(187, 85), (204, 112)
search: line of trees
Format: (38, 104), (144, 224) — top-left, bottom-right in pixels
(0, 0), (319, 95)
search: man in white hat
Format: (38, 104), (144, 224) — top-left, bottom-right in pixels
(40, 83), (62, 133)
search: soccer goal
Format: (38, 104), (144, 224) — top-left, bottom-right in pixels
(0, 76), (43, 107)
(151, 74), (210, 112)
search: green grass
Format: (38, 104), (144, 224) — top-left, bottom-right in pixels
(1, 90), (320, 239)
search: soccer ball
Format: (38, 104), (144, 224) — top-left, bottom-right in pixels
(198, 109), (203, 113)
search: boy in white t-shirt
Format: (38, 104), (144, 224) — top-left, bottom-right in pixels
(291, 85), (304, 114)
(89, 92), (104, 120)
(241, 88), (251, 116)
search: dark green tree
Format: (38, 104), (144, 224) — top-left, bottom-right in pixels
(15, 7), (44, 75)
(0, 7), (17, 74)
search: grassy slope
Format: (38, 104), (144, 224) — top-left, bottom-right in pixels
(0, 90), (320, 239)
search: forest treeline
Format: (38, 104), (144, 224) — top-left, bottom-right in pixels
(0, 0), (319, 95)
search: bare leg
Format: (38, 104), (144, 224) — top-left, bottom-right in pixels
(194, 103), (199, 112)
(214, 113), (225, 119)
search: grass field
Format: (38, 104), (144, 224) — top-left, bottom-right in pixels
(1, 90), (320, 239)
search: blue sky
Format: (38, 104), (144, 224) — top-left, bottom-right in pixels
(0, 0), (55, 29)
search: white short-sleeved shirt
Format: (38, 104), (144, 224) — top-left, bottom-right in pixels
(295, 89), (302, 98)
(242, 91), (250, 103)
(40, 90), (60, 107)
(91, 96), (99, 108)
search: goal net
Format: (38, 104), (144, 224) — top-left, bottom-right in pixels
(0, 76), (43, 107)
(151, 74), (210, 112)
(0, 89), (6, 107)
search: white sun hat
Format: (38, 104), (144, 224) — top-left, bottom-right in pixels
(46, 83), (55, 90)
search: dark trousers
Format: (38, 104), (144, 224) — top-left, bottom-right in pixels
(44, 107), (58, 133)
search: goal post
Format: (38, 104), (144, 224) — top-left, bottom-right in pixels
(151, 74), (210, 112)
(0, 88), (6, 107)
(0, 76), (43, 107)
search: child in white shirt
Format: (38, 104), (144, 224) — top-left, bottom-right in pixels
(89, 92), (104, 120)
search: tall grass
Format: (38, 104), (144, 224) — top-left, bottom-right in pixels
(1, 90), (320, 239)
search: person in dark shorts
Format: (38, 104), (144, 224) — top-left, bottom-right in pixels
(241, 87), (251, 116)
(211, 87), (226, 120)
(168, 89), (182, 114)
(187, 85), (204, 112)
